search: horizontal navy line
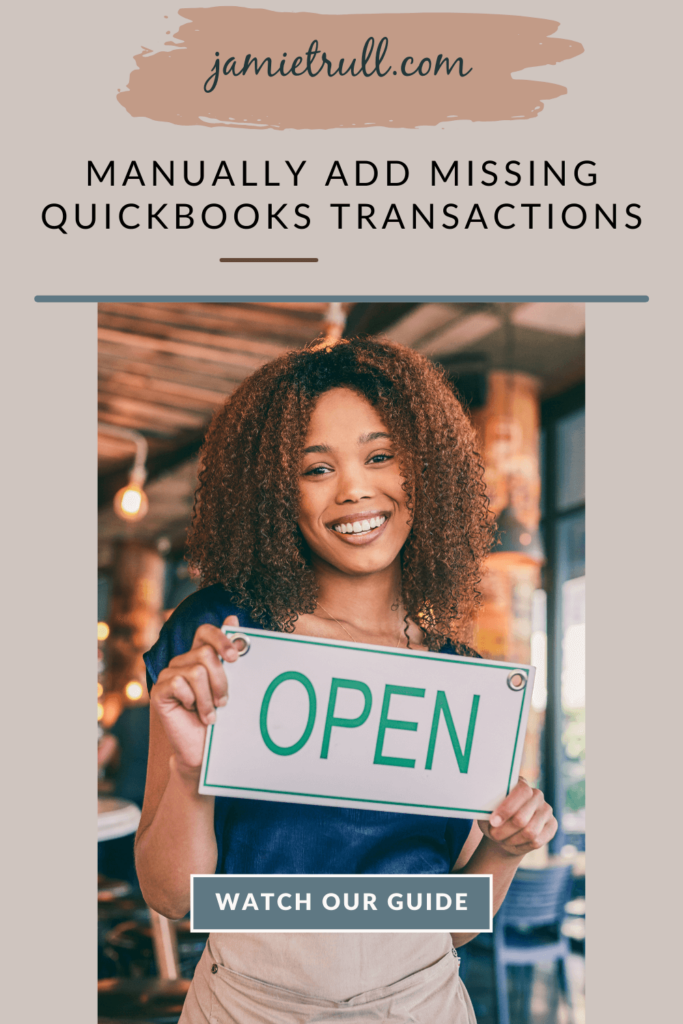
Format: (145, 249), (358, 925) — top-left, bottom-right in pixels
(34, 294), (649, 303)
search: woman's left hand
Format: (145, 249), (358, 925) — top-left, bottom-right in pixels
(478, 779), (558, 857)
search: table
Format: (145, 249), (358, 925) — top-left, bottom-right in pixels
(98, 797), (141, 843)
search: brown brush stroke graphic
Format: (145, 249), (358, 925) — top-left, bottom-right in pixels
(118, 8), (584, 129)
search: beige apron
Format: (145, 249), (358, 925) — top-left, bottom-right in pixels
(179, 935), (476, 1023)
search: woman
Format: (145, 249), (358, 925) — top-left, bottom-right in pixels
(137, 336), (557, 1022)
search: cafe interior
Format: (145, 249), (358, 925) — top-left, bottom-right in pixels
(97, 301), (585, 1024)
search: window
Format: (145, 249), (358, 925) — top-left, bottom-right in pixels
(541, 384), (585, 848)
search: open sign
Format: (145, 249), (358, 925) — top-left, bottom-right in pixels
(199, 628), (534, 819)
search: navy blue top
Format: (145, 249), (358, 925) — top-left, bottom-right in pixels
(144, 585), (477, 876)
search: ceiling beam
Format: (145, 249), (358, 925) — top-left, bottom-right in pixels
(98, 368), (230, 408)
(98, 391), (207, 429)
(100, 301), (328, 336)
(98, 327), (273, 370)
(98, 342), (251, 385)
(99, 313), (302, 357)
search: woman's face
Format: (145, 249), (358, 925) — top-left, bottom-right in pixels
(297, 388), (412, 576)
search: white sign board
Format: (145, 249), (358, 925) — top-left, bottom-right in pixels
(199, 627), (535, 819)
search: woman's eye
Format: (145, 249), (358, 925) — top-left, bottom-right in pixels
(369, 453), (393, 464)
(304, 465), (331, 476)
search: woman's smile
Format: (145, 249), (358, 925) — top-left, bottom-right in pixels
(327, 510), (390, 543)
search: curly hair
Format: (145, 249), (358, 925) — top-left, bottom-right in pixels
(187, 335), (493, 650)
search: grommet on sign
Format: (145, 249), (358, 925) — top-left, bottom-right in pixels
(506, 670), (528, 691)
(225, 632), (251, 657)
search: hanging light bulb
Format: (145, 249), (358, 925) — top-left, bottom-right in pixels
(125, 680), (144, 701)
(99, 424), (150, 522)
(113, 477), (149, 521)
(495, 502), (545, 562)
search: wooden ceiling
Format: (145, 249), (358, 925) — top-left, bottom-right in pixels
(98, 301), (334, 476)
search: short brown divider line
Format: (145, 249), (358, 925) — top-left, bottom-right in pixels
(220, 257), (318, 263)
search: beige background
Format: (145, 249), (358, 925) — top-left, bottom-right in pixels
(2, 1), (680, 1021)
(11, 0), (657, 294)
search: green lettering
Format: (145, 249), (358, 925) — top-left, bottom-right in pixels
(373, 684), (425, 768)
(259, 671), (316, 756)
(320, 678), (372, 759)
(425, 692), (479, 772)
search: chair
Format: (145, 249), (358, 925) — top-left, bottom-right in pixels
(493, 864), (575, 1024)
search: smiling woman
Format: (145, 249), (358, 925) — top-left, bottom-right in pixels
(186, 336), (492, 648)
(136, 336), (557, 1023)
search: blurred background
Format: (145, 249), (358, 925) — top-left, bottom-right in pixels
(97, 301), (585, 1024)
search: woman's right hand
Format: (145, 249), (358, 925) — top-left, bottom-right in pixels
(151, 614), (242, 777)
